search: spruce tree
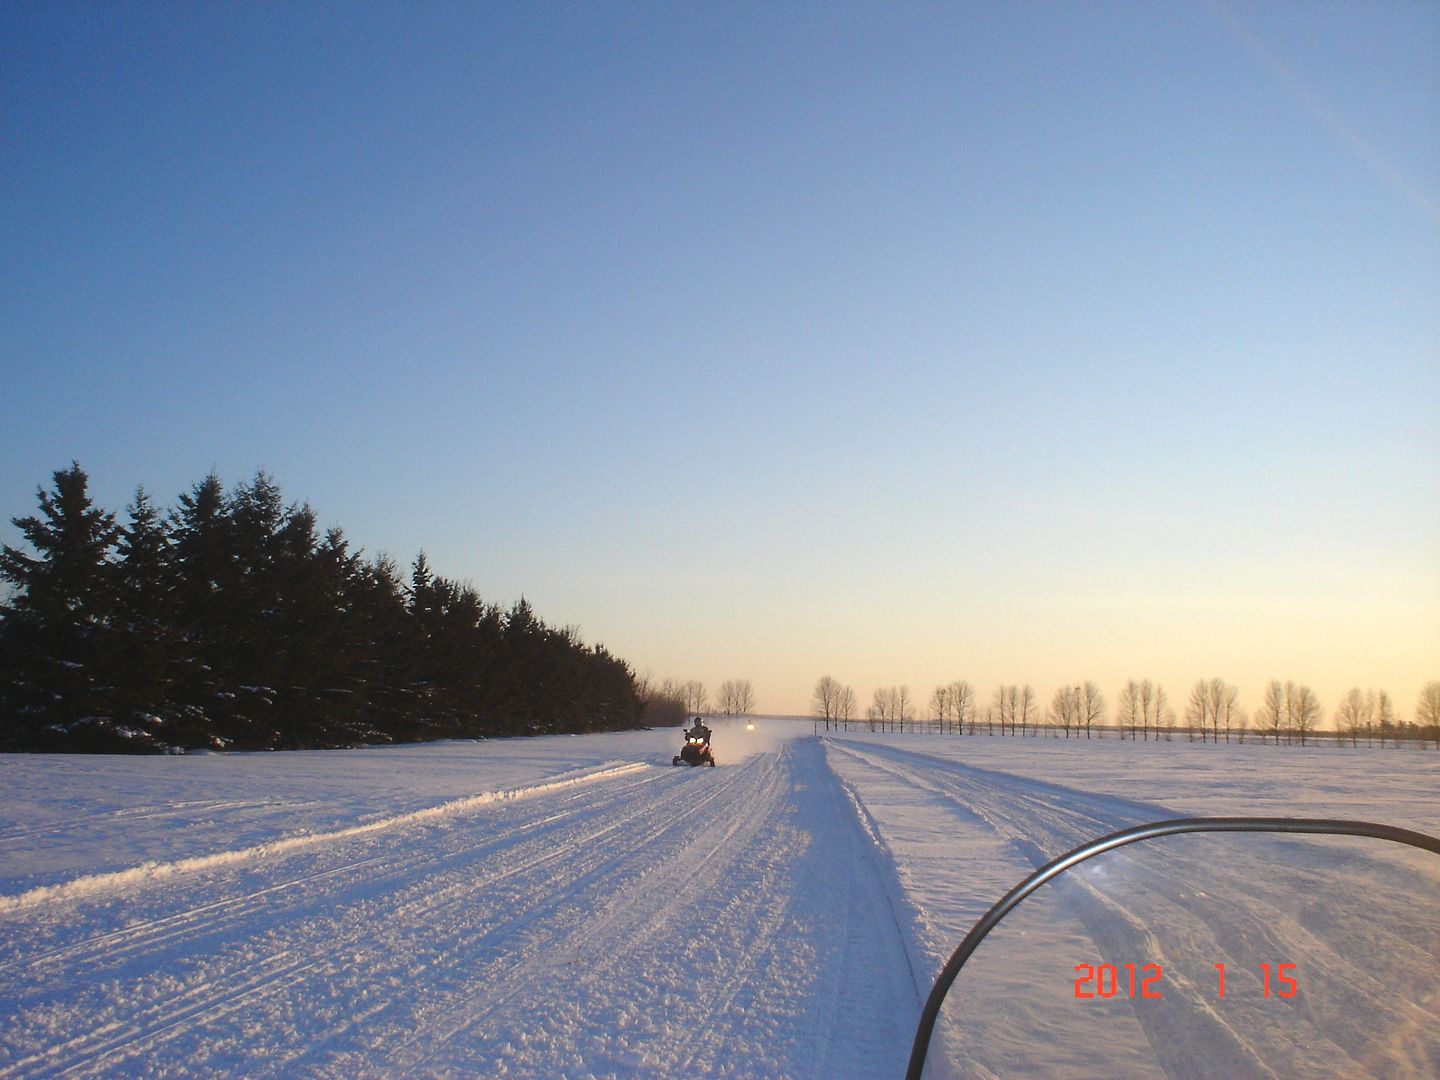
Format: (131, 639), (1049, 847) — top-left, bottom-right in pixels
(0, 463), (123, 748)
(352, 553), (426, 741)
(167, 473), (237, 744)
(111, 487), (182, 743)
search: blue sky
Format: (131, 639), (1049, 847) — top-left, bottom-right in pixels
(4, 1), (1437, 717)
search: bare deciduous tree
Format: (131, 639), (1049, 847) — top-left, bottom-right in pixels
(1018, 685), (1037, 737)
(868, 686), (910, 731)
(1375, 690), (1396, 748)
(813, 675), (841, 729)
(1113, 680), (1169, 742)
(1120, 680), (1168, 742)
(949, 680), (975, 734)
(1335, 687), (1373, 748)
(637, 672), (688, 727)
(1289, 683), (1321, 746)
(993, 685), (1036, 736)
(992, 686), (1017, 736)
(1184, 678), (1238, 743)
(1417, 682), (1440, 749)
(1148, 684), (1173, 742)
(682, 680), (709, 716)
(929, 685), (950, 731)
(1117, 680), (1142, 740)
(1256, 680), (1286, 745)
(1211, 679), (1241, 743)
(1050, 686), (1078, 738)
(1079, 681), (1105, 738)
(737, 680), (755, 715)
(1185, 681), (1209, 742)
(868, 687), (891, 730)
(718, 679), (755, 717)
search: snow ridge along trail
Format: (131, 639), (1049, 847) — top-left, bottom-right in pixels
(0, 761), (648, 916)
(0, 732), (918, 1079)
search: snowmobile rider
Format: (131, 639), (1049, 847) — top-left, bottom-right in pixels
(686, 717), (712, 743)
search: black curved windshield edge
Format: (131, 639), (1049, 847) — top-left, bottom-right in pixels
(903, 816), (1440, 1080)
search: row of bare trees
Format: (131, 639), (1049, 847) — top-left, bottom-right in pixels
(812, 675), (859, 728)
(637, 677), (756, 725)
(1332, 687), (1434, 748)
(1114, 680), (1172, 741)
(813, 675), (1440, 748)
(717, 679), (756, 716)
(1249, 680), (1323, 745)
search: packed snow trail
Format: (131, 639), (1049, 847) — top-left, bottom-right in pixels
(820, 735), (1440, 1080)
(0, 735), (918, 1079)
(3, 727), (1436, 1077)
(819, 737), (1183, 967)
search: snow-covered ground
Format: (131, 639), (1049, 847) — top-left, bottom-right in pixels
(1, 721), (1436, 1078)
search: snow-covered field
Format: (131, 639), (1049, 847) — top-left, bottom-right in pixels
(1, 721), (1436, 1078)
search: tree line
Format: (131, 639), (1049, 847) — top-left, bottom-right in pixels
(0, 463), (644, 753)
(813, 675), (1440, 749)
(636, 677), (756, 727)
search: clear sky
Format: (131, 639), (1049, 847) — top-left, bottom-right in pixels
(4, 1), (1437, 720)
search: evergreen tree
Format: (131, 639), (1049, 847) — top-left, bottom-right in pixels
(0, 463), (123, 748)
(351, 553), (426, 741)
(278, 524), (372, 746)
(167, 473), (239, 745)
(111, 487), (183, 742)
(223, 472), (293, 743)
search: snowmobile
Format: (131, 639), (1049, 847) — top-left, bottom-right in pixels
(905, 817), (1440, 1079)
(672, 729), (716, 767)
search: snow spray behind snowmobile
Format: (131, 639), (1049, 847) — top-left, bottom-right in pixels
(672, 720), (716, 767)
(906, 817), (1440, 1080)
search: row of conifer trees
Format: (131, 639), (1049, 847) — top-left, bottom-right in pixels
(0, 464), (643, 753)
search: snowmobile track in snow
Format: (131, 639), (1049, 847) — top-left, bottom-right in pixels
(5, 730), (1438, 1078)
(0, 740), (920, 1079)
(823, 738), (1180, 862)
